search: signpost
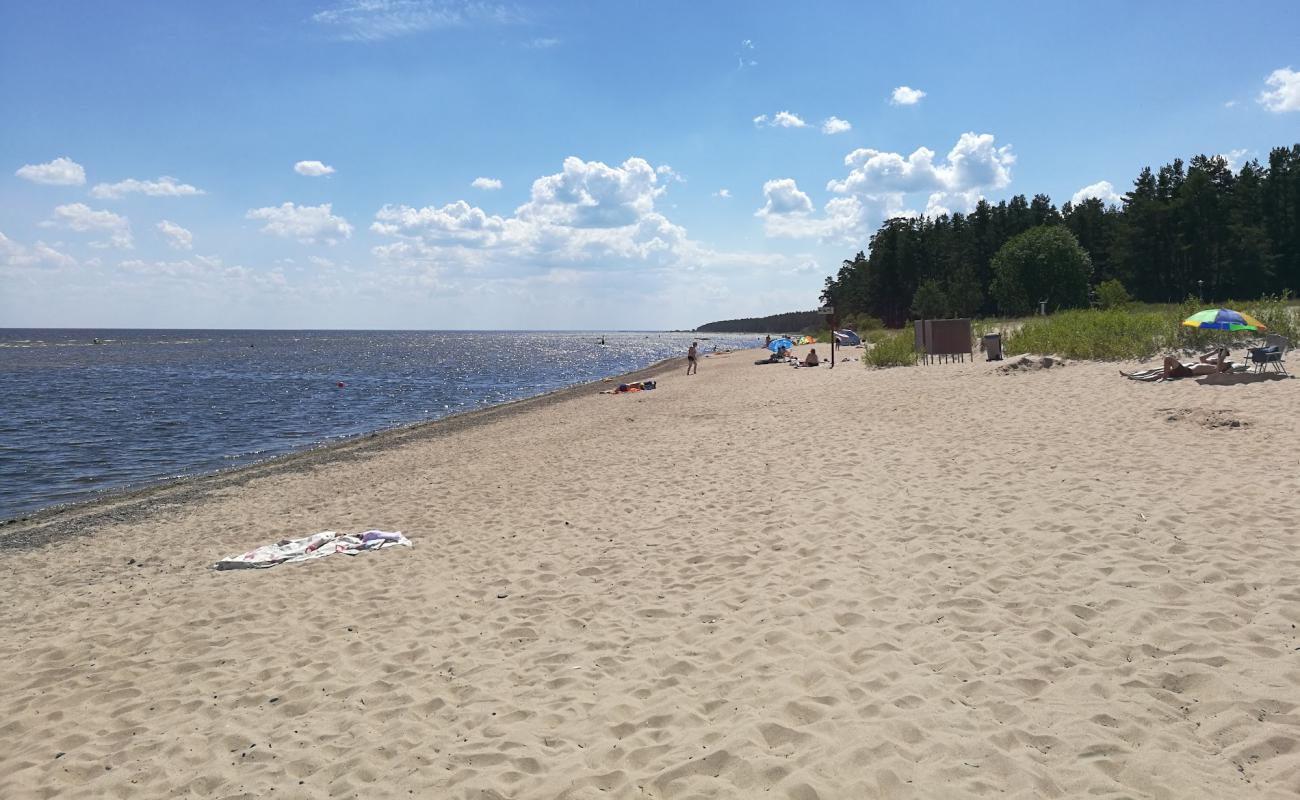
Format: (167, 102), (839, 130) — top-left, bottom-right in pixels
(819, 305), (836, 368)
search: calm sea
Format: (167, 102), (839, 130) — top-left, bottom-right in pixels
(0, 330), (754, 521)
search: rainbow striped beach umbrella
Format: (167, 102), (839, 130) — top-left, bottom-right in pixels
(1181, 308), (1266, 332)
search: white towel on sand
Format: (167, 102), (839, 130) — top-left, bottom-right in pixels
(213, 530), (411, 570)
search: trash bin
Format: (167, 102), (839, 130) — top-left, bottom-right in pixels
(981, 333), (1003, 361)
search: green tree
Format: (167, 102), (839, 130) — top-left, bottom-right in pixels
(911, 279), (950, 319)
(946, 266), (984, 318)
(815, 141), (1300, 321)
(1094, 279), (1132, 309)
(990, 226), (1093, 316)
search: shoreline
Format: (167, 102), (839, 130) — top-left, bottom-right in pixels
(0, 354), (692, 549)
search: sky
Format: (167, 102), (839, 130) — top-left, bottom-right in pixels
(2, 0), (1298, 330)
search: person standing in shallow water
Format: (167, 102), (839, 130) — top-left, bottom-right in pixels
(686, 341), (699, 375)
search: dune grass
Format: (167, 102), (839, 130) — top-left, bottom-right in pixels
(1001, 293), (1296, 361)
(863, 330), (917, 367)
(852, 294), (1296, 366)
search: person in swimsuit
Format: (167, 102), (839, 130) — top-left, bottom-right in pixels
(1122, 347), (1231, 381)
(802, 348), (820, 367)
(686, 341), (698, 375)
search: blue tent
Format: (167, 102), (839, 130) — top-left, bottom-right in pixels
(767, 337), (794, 352)
(833, 329), (861, 346)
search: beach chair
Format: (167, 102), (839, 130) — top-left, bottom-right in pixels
(1248, 335), (1289, 375)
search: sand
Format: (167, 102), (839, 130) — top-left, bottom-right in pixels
(2, 347), (1299, 799)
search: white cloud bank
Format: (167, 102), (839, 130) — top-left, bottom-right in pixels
(1258, 67), (1300, 112)
(370, 156), (713, 271)
(156, 220), (194, 250)
(91, 176), (204, 199)
(758, 132), (1015, 242)
(753, 111), (807, 128)
(246, 203), (353, 245)
(15, 157), (86, 186)
(1070, 180), (1122, 206)
(471, 176), (502, 190)
(358, 154), (813, 329)
(890, 86), (926, 106)
(47, 203), (134, 248)
(821, 116), (852, 135)
(294, 160), (336, 176)
(0, 231), (77, 269)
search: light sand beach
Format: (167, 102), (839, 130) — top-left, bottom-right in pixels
(2, 347), (1299, 799)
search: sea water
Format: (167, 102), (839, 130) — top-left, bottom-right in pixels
(0, 330), (755, 520)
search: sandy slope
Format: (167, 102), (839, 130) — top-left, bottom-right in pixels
(2, 347), (1299, 799)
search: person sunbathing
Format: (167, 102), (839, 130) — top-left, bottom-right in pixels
(1121, 347), (1231, 381)
(802, 348), (820, 367)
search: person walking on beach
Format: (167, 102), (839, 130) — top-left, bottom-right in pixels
(686, 341), (699, 375)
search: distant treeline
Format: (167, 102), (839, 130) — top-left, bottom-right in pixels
(695, 310), (823, 333)
(821, 143), (1300, 327)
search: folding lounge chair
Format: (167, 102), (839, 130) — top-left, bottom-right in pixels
(1248, 334), (1289, 375)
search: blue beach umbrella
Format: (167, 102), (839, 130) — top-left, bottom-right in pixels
(767, 337), (794, 352)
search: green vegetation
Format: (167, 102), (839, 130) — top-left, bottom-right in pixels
(910, 279), (949, 320)
(839, 313), (884, 333)
(695, 310), (822, 333)
(821, 143), (1300, 326)
(1001, 293), (1297, 360)
(990, 226), (1092, 315)
(1095, 279), (1133, 309)
(1003, 309), (1170, 360)
(863, 330), (916, 367)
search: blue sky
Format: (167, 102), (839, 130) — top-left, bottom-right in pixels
(2, 0), (1298, 329)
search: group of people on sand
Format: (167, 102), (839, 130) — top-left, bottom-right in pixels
(1121, 347), (1234, 382)
(689, 337), (822, 374)
(754, 339), (820, 367)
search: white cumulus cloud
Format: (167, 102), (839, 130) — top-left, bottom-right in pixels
(48, 203), (133, 248)
(472, 176), (503, 190)
(714, 188), (732, 199)
(821, 116), (852, 135)
(756, 179), (814, 217)
(828, 132), (1015, 196)
(156, 220), (193, 250)
(15, 157), (86, 186)
(370, 155), (710, 272)
(294, 160), (336, 176)
(754, 111), (807, 129)
(372, 200), (507, 244)
(756, 183), (898, 242)
(1258, 67), (1300, 112)
(516, 156), (664, 228)
(761, 132), (1016, 243)
(246, 203), (354, 245)
(1070, 180), (1122, 207)
(890, 86), (926, 106)
(90, 176), (205, 199)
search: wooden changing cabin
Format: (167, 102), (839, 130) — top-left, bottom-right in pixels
(913, 318), (972, 364)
